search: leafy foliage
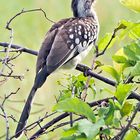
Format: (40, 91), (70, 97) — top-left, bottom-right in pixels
(120, 0), (140, 12)
(114, 83), (133, 104)
(62, 119), (105, 140)
(53, 97), (96, 122)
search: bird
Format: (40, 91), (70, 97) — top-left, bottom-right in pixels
(15, 0), (99, 138)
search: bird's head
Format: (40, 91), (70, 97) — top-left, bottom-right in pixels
(71, 0), (96, 17)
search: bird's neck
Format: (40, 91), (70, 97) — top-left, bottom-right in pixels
(72, 0), (98, 20)
(75, 7), (98, 23)
(78, 9), (94, 17)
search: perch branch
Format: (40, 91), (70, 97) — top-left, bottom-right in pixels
(76, 64), (140, 101)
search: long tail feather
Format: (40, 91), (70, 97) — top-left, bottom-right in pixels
(15, 67), (48, 138)
(15, 87), (37, 138)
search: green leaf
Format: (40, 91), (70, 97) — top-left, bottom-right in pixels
(101, 128), (111, 136)
(71, 74), (88, 95)
(98, 33), (117, 51)
(114, 100), (122, 110)
(62, 119), (105, 140)
(119, 20), (140, 39)
(114, 84), (133, 104)
(120, 101), (133, 117)
(53, 97), (96, 122)
(98, 107), (109, 117)
(104, 100), (115, 125)
(124, 42), (140, 61)
(112, 55), (127, 63)
(63, 125), (78, 137)
(78, 119), (105, 140)
(95, 60), (103, 67)
(101, 65), (120, 83)
(124, 129), (138, 140)
(135, 134), (140, 140)
(58, 91), (71, 101)
(131, 61), (140, 76)
(76, 74), (87, 82)
(131, 24), (140, 38)
(113, 118), (120, 128)
(60, 135), (86, 140)
(120, 0), (140, 13)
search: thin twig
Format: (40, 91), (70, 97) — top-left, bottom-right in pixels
(0, 105), (10, 140)
(81, 52), (96, 101)
(0, 42), (38, 56)
(6, 8), (55, 30)
(10, 112), (57, 139)
(0, 29), (14, 76)
(2, 88), (20, 106)
(45, 116), (85, 134)
(112, 102), (140, 140)
(0, 88), (20, 140)
(70, 86), (75, 127)
(0, 73), (23, 80)
(96, 23), (126, 57)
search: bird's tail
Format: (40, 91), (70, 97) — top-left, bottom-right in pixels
(15, 86), (37, 138)
(15, 67), (49, 138)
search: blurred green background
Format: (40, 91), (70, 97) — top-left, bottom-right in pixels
(0, 0), (139, 139)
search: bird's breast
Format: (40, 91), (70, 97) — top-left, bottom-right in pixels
(62, 44), (92, 69)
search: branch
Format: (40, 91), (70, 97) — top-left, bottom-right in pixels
(0, 105), (10, 140)
(6, 8), (55, 30)
(0, 88), (20, 140)
(0, 73), (24, 80)
(1, 8), (53, 79)
(0, 42), (38, 56)
(76, 64), (140, 101)
(2, 88), (20, 106)
(0, 26), (14, 75)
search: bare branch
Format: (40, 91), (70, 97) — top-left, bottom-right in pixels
(2, 88), (20, 106)
(0, 87), (20, 140)
(0, 73), (24, 80)
(6, 8), (55, 30)
(0, 29), (14, 76)
(0, 42), (38, 56)
(0, 105), (10, 140)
